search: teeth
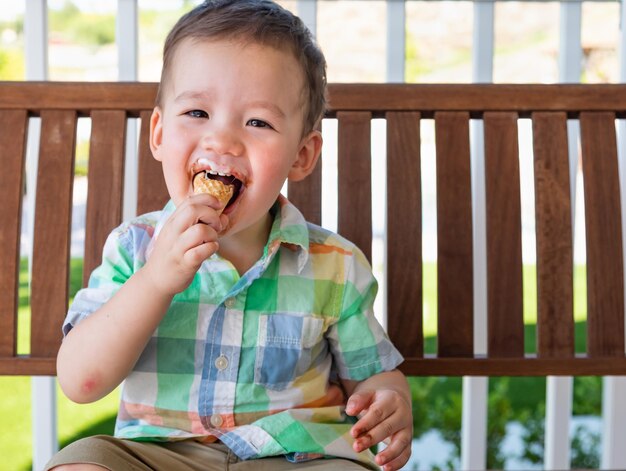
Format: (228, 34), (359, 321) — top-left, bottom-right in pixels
(205, 170), (232, 177)
(196, 166), (235, 179)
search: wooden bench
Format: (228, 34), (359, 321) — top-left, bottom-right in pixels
(2, 81), (626, 379)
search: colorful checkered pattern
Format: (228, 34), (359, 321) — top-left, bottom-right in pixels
(64, 195), (403, 469)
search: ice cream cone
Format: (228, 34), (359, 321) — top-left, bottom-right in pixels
(193, 173), (235, 214)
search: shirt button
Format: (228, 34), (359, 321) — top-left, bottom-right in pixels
(224, 297), (236, 309)
(214, 355), (228, 370)
(210, 414), (223, 427)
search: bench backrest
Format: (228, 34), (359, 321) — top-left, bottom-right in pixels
(1, 81), (626, 376)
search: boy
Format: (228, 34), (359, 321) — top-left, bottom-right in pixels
(46, 1), (412, 470)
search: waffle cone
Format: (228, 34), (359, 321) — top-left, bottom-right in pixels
(193, 175), (235, 213)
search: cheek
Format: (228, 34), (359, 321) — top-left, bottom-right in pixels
(258, 162), (293, 190)
(258, 146), (299, 176)
(162, 126), (192, 151)
(160, 160), (192, 203)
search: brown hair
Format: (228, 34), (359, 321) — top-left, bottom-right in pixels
(156, 0), (327, 134)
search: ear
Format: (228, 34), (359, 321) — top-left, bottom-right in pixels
(288, 130), (323, 182)
(149, 106), (164, 162)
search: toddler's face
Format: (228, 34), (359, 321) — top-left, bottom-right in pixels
(150, 38), (319, 237)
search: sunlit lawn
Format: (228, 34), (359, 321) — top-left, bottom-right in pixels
(0, 259), (119, 471)
(2, 260), (589, 470)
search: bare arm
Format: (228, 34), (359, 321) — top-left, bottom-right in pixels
(342, 370), (413, 471)
(57, 269), (173, 403)
(57, 194), (226, 403)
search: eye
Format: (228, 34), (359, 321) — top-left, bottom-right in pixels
(247, 118), (272, 129)
(186, 110), (208, 118)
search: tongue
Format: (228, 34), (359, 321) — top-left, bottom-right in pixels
(210, 174), (235, 185)
(205, 173), (242, 206)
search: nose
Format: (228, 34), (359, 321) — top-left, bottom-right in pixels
(201, 123), (244, 157)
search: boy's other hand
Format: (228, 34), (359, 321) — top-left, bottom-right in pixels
(143, 194), (228, 296)
(346, 388), (412, 471)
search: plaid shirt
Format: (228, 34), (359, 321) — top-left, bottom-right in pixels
(64, 195), (403, 469)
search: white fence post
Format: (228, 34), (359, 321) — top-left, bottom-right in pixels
(462, 1), (493, 469)
(118, 0), (139, 221)
(602, 377), (626, 469)
(386, 0), (405, 83)
(297, 0), (317, 38)
(31, 377), (58, 470)
(602, 1), (626, 468)
(545, 377), (573, 469)
(25, 1), (58, 470)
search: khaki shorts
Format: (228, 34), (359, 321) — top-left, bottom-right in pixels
(44, 435), (372, 471)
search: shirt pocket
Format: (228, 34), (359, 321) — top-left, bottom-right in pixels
(254, 314), (324, 391)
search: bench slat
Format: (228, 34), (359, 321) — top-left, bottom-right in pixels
(337, 111), (372, 262)
(137, 110), (168, 215)
(0, 82), (157, 113)
(0, 110), (27, 358)
(30, 110), (77, 358)
(4, 82), (626, 115)
(484, 112), (524, 357)
(435, 112), (474, 357)
(0, 357), (56, 375)
(580, 112), (625, 356)
(326, 84), (626, 115)
(399, 356), (626, 377)
(532, 112), (575, 358)
(83, 111), (127, 287)
(386, 112), (423, 358)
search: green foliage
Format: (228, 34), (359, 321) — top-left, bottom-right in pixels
(410, 373), (602, 468)
(0, 15), (24, 80)
(49, 1), (115, 46)
(404, 29), (471, 83)
(409, 377), (437, 439)
(435, 391), (462, 470)
(486, 379), (514, 469)
(573, 376), (602, 416)
(19, 258), (85, 310)
(0, 48), (25, 80)
(0, 17), (23, 36)
(571, 425), (600, 469)
(75, 139), (90, 177)
(518, 402), (601, 468)
(405, 36), (431, 82)
(519, 403), (545, 464)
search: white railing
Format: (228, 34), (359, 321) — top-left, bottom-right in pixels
(19, 0), (626, 469)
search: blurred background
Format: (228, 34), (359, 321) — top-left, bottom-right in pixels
(0, 1), (624, 470)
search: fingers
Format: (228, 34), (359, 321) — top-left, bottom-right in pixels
(177, 221), (220, 256)
(346, 390), (375, 417)
(351, 406), (394, 455)
(352, 406), (396, 452)
(168, 194), (225, 234)
(184, 240), (220, 266)
(150, 194), (228, 273)
(374, 430), (412, 471)
(348, 390), (413, 471)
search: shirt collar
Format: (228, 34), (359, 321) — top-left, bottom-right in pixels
(263, 195), (310, 273)
(148, 195), (311, 273)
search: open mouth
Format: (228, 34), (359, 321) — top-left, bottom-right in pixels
(193, 170), (244, 210)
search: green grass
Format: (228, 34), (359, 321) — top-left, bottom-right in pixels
(0, 377), (119, 471)
(2, 258), (119, 471)
(2, 259), (594, 469)
(422, 263), (589, 353)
